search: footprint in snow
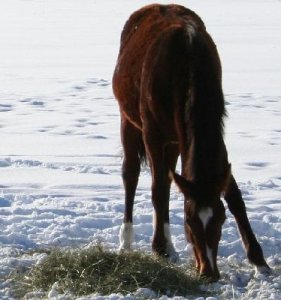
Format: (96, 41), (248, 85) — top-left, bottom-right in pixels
(87, 78), (110, 86)
(0, 159), (11, 167)
(0, 197), (11, 207)
(21, 98), (45, 107)
(87, 135), (107, 140)
(258, 180), (280, 189)
(71, 79), (110, 92)
(30, 100), (45, 107)
(246, 162), (269, 168)
(240, 93), (253, 99)
(73, 85), (85, 91)
(0, 104), (13, 112)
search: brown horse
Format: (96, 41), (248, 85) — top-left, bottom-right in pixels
(112, 4), (270, 281)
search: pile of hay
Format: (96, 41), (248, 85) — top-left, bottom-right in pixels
(13, 246), (205, 298)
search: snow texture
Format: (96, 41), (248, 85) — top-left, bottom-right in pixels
(0, 0), (280, 299)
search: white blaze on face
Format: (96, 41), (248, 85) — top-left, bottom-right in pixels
(198, 207), (214, 270)
(198, 207), (213, 230)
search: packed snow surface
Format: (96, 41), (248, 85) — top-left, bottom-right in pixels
(0, 0), (280, 299)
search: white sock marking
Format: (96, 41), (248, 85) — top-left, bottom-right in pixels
(119, 222), (134, 251)
(153, 213), (179, 261)
(164, 223), (179, 262)
(206, 246), (214, 271)
(255, 265), (271, 276)
(164, 223), (173, 245)
(198, 207), (213, 230)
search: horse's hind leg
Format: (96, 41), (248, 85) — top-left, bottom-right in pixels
(119, 116), (142, 251)
(224, 175), (271, 274)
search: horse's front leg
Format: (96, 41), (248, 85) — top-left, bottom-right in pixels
(119, 116), (143, 251)
(145, 135), (179, 261)
(151, 171), (175, 257)
(224, 175), (271, 274)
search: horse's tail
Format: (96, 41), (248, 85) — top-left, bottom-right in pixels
(141, 23), (197, 132)
(179, 24), (227, 179)
(141, 23), (226, 172)
(138, 140), (147, 166)
(186, 25), (226, 130)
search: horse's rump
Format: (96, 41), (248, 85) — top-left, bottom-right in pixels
(113, 5), (207, 130)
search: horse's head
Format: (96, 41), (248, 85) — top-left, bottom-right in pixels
(170, 171), (226, 281)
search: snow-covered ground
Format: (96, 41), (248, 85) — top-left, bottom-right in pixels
(0, 0), (280, 299)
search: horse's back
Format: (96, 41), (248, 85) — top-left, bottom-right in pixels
(119, 4), (205, 51)
(115, 4), (206, 73)
(112, 4), (207, 127)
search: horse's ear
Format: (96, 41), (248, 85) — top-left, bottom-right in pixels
(169, 171), (193, 196)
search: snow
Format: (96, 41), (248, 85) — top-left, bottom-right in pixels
(0, 0), (280, 299)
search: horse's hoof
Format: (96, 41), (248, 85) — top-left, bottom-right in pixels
(167, 249), (180, 263)
(118, 241), (134, 253)
(152, 246), (179, 263)
(199, 273), (220, 283)
(255, 265), (272, 276)
(118, 242), (133, 253)
(160, 248), (180, 263)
